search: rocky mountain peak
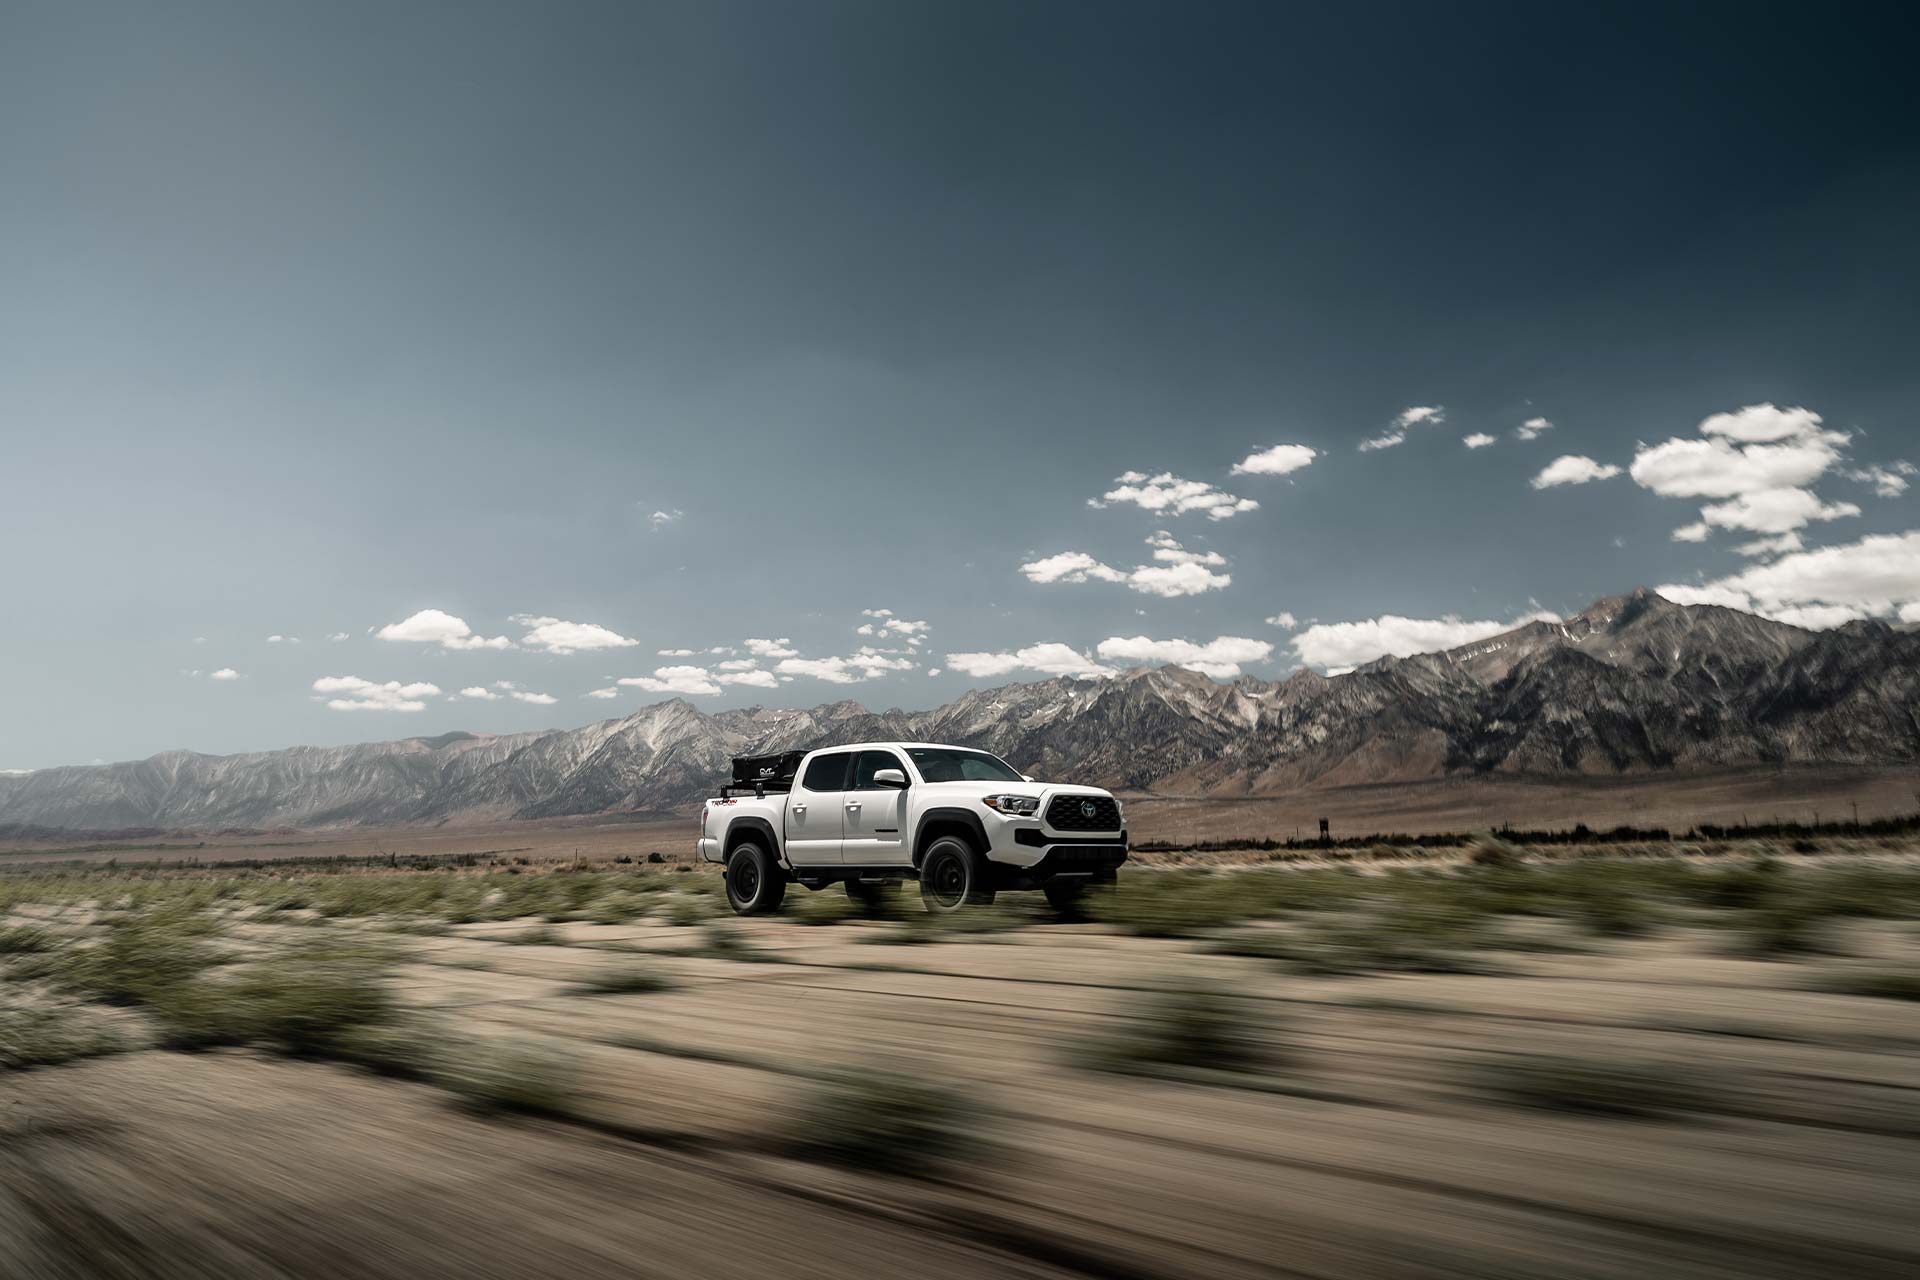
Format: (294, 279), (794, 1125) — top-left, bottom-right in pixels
(1, 591), (1914, 831)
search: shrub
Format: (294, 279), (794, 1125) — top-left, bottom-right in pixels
(1468, 833), (1524, 870)
(1815, 970), (1920, 1001)
(508, 924), (561, 946)
(331, 1014), (455, 1080)
(664, 894), (712, 927)
(438, 1037), (581, 1116)
(1688, 858), (1783, 910)
(1733, 898), (1835, 957)
(1471, 1053), (1711, 1118)
(54, 909), (224, 1006)
(1073, 985), (1275, 1077)
(571, 963), (672, 995)
(0, 1004), (126, 1071)
(0, 925), (56, 955)
(152, 940), (397, 1055)
(779, 1067), (990, 1176)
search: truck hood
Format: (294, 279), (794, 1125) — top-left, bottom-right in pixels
(913, 780), (1115, 804)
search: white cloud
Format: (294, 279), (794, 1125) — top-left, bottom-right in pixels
(266, 634), (301, 645)
(649, 509), (682, 530)
(1145, 529), (1225, 566)
(586, 687), (619, 699)
(1126, 561), (1233, 597)
(1733, 532), (1804, 558)
(1760, 603), (1867, 630)
(944, 643), (1113, 679)
(513, 615), (640, 655)
(1696, 488), (1859, 535)
(744, 638), (799, 659)
(775, 648), (917, 685)
(1900, 602), (1920, 624)
(1265, 612), (1298, 629)
(1021, 532), (1231, 598)
(1462, 433), (1496, 449)
(618, 666), (722, 696)
(1848, 461), (1916, 498)
(1087, 471), (1259, 520)
(377, 609), (513, 651)
(1671, 522), (1712, 543)
(327, 632), (349, 642)
(856, 610), (930, 644)
(1231, 444), (1317, 476)
(1630, 435), (1844, 500)
(1019, 551), (1127, 586)
(1359, 405), (1444, 452)
(1655, 587), (1864, 631)
(1095, 635), (1274, 679)
(1515, 417), (1553, 441)
(715, 658), (759, 671)
(658, 648), (696, 657)
(458, 686), (501, 701)
(209, 668), (240, 681)
(1629, 405), (1854, 549)
(1291, 610), (1559, 670)
(1531, 455), (1623, 489)
(312, 675), (441, 712)
(509, 690), (557, 705)
(716, 668), (780, 689)
(1652, 584), (1752, 610)
(1696, 531), (1920, 617)
(928, 668), (942, 677)
(1697, 403), (1831, 444)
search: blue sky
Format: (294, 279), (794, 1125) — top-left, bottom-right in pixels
(4, 1), (1918, 767)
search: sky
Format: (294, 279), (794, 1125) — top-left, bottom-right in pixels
(4, 0), (1919, 769)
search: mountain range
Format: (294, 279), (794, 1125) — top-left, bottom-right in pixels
(4, 589), (1917, 832)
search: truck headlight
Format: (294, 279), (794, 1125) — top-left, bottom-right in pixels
(981, 794), (1040, 816)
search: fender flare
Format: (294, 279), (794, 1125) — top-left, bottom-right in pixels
(723, 816), (785, 871)
(911, 807), (990, 869)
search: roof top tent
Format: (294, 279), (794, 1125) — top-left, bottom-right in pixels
(725, 750), (806, 797)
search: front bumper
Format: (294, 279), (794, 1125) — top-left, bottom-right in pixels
(983, 821), (1127, 874)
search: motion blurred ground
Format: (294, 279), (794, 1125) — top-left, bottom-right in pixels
(4, 840), (1919, 1278)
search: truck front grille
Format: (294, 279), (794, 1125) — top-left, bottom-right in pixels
(1046, 795), (1120, 831)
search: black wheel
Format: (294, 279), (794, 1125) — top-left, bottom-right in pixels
(918, 836), (993, 914)
(844, 879), (899, 913)
(725, 840), (787, 916)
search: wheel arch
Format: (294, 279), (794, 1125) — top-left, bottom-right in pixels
(912, 808), (989, 869)
(723, 816), (783, 867)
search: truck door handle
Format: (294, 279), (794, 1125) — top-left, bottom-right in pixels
(845, 801), (861, 810)
(791, 804), (807, 815)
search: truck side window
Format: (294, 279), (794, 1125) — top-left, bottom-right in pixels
(848, 750), (906, 791)
(800, 752), (850, 792)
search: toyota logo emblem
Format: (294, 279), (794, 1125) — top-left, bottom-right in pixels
(1080, 800), (1098, 819)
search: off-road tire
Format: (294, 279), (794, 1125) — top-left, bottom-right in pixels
(918, 836), (994, 914)
(725, 840), (787, 916)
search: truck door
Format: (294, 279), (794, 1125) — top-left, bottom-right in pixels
(785, 751), (851, 864)
(841, 749), (911, 866)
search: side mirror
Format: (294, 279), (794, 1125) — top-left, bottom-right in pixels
(1021, 774), (1036, 783)
(872, 768), (909, 789)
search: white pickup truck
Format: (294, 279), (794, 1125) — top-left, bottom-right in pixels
(698, 742), (1127, 916)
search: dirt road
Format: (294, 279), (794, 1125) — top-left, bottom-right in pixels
(5, 900), (1918, 1278)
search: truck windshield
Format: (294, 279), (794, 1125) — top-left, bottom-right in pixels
(906, 748), (1025, 783)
